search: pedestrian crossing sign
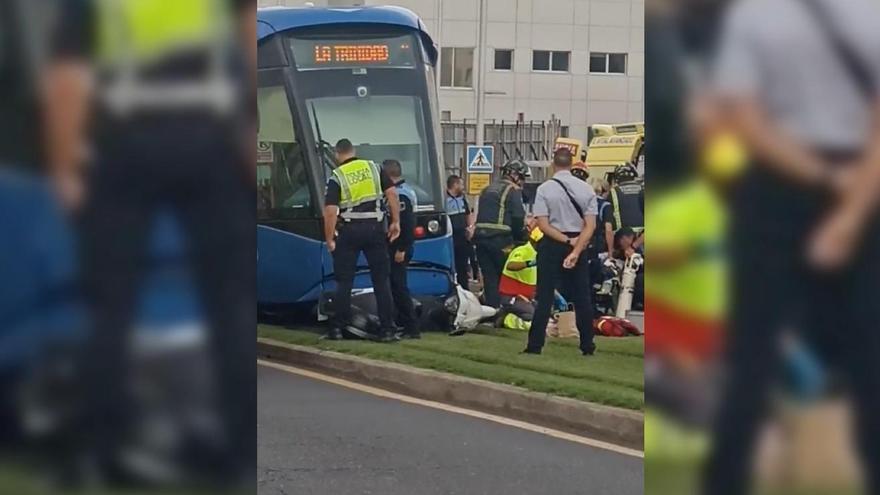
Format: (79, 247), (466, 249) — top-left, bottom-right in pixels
(467, 145), (494, 173)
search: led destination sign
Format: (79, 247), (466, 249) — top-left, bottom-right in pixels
(291, 35), (417, 70)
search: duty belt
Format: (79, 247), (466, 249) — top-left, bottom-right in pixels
(341, 209), (384, 222)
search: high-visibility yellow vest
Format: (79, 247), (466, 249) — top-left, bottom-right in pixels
(332, 159), (383, 213)
(501, 243), (537, 286)
(644, 180), (726, 320)
(96, 0), (227, 66)
(95, 0), (235, 115)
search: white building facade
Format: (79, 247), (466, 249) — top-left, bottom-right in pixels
(258, 0), (644, 142)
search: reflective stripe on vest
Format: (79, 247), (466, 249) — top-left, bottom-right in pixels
(475, 184), (514, 232)
(611, 184), (644, 232)
(95, 0), (235, 115)
(97, 0), (224, 66)
(333, 159), (383, 212)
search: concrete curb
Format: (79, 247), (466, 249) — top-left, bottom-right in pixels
(258, 338), (644, 450)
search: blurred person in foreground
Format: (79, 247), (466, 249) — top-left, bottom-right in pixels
(44, 0), (257, 486)
(523, 148), (597, 356)
(705, 0), (880, 494)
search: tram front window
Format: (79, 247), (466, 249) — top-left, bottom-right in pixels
(257, 85), (310, 218)
(307, 95), (436, 207)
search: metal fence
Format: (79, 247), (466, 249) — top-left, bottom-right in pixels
(441, 119), (568, 177)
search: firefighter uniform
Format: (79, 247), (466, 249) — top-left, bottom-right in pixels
(610, 171), (645, 233)
(325, 157), (398, 339)
(473, 177), (526, 307)
(52, 0), (256, 481)
(388, 178), (419, 338)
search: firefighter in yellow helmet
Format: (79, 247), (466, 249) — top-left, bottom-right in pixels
(44, 0), (256, 484)
(322, 139), (402, 342)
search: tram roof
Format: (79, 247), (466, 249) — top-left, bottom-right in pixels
(257, 6), (438, 64)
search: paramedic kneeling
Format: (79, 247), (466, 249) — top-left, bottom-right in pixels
(524, 149), (598, 356)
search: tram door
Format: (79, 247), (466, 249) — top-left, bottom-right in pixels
(256, 70), (325, 304)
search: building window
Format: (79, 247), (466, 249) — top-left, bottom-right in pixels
(532, 50), (570, 72)
(441, 110), (452, 121)
(440, 47), (474, 88)
(589, 52), (628, 74)
(494, 49), (513, 70)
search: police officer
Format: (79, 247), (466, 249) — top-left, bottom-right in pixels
(45, 0), (256, 483)
(382, 159), (419, 339)
(524, 149), (598, 356)
(473, 159), (529, 307)
(323, 139), (401, 342)
(445, 174), (475, 290)
(609, 163), (645, 233)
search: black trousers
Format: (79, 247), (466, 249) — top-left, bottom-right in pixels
(501, 296), (536, 321)
(474, 234), (511, 308)
(526, 238), (595, 353)
(389, 247), (417, 335)
(704, 169), (880, 495)
(588, 250), (604, 314)
(81, 118), (255, 476)
(333, 221), (395, 332)
(469, 244), (480, 279)
(452, 234), (471, 291)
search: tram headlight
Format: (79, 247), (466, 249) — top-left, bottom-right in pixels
(427, 219), (440, 234)
(356, 86), (369, 98)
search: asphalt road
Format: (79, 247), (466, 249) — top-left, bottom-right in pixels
(258, 364), (643, 495)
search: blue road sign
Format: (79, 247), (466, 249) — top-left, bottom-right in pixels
(466, 145), (494, 173)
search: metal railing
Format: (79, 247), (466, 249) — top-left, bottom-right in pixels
(441, 118), (567, 177)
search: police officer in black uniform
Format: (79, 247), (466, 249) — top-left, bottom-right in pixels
(323, 139), (401, 342)
(382, 159), (419, 339)
(473, 159), (529, 308)
(445, 174), (474, 290)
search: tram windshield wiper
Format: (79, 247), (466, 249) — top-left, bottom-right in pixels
(310, 103), (338, 171)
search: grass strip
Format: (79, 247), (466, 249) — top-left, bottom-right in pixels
(259, 326), (644, 410)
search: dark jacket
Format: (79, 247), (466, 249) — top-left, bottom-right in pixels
(474, 180), (526, 243)
(389, 179), (417, 253)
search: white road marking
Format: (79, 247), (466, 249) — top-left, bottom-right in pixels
(258, 359), (643, 459)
